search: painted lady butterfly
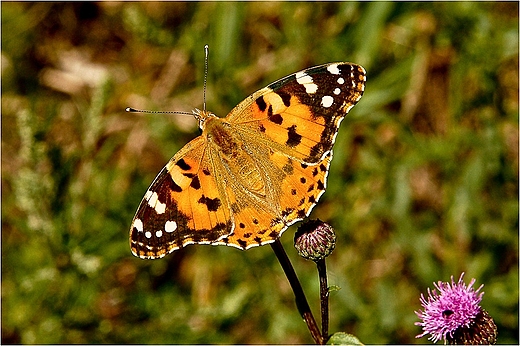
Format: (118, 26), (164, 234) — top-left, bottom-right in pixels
(130, 61), (366, 259)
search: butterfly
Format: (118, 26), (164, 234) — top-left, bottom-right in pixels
(130, 62), (366, 259)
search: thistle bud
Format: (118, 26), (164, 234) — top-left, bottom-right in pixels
(294, 219), (336, 262)
(447, 309), (497, 345)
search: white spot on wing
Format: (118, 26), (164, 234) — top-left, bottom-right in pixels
(133, 218), (143, 233)
(333, 87), (341, 95)
(147, 191), (166, 214)
(337, 77), (345, 85)
(156, 230), (163, 238)
(147, 191), (158, 206)
(145, 231), (152, 239)
(296, 71), (318, 94)
(165, 221), (177, 233)
(296, 71), (311, 82)
(155, 201), (166, 214)
(321, 95), (334, 108)
(327, 64), (341, 75)
(304, 83), (318, 94)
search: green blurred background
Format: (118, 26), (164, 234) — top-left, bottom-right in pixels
(2, 2), (518, 344)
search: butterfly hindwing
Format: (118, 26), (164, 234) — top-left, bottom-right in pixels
(130, 137), (233, 259)
(215, 150), (333, 250)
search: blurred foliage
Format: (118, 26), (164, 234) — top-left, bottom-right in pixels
(1, 2), (518, 344)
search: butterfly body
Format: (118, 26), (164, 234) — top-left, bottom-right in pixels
(130, 62), (366, 259)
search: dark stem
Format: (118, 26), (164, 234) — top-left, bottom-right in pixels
(270, 239), (323, 344)
(317, 258), (329, 342)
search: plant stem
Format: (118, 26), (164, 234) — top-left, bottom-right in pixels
(317, 258), (329, 342)
(270, 239), (323, 344)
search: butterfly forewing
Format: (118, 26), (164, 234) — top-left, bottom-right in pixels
(228, 63), (366, 163)
(130, 62), (366, 259)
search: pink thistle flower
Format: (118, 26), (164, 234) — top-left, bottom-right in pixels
(415, 273), (489, 343)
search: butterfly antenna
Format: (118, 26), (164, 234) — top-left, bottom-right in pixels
(125, 107), (193, 116)
(126, 45), (211, 118)
(203, 44), (209, 113)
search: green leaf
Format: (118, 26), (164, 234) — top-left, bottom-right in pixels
(328, 285), (342, 293)
(328, 332), (364, 345)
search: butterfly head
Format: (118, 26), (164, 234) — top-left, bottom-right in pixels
(193, 108), (217, 130)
